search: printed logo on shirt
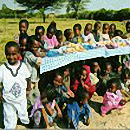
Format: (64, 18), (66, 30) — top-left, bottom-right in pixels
(9, 83), (21, 98)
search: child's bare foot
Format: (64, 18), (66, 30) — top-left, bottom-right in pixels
(101, 113), (105, 117)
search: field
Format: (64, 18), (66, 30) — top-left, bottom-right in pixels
(0, 18), (127, 63)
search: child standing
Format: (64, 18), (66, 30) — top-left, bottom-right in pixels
(24, 36), (43, 106)
(82, 23), (96, 46)
(35, 26), (45, 49)
(64, 29), (74, 43)
(101, 79), (126, 116)
(0, 41), (31, 129)
(92, 21), (102, 42)
(73, 23), (84, 44)
(14, 19), (29, 45)
(100, 23), (110, 43)
(56, 30), (63, 48)
(43, 25), (58, 50)
(109, 23), (116, 39)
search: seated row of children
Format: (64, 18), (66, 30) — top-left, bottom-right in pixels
(15, 20), (130, 60)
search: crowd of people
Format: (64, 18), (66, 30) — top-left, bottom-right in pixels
(0, 19), (130, 129)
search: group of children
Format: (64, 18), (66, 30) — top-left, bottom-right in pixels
(0, 19), (130, 129)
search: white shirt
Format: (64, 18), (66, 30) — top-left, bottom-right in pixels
(0, 61), (30, 103)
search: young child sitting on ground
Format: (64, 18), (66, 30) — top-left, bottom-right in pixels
(73, 65), (99, 99)
(101, 78), (126, 116)
(67, 89), (91, 129)
(0, 41), (31, 129)
(30, 84), (62, 129)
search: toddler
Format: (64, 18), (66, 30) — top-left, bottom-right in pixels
(101, 79), (126, 116)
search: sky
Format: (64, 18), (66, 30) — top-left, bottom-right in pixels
(0, 0), (130, 14)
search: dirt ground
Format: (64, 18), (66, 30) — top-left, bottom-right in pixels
(14, 93), (130, 130)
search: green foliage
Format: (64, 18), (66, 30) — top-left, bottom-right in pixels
(16, 0), (65, 22)
(66, 0), (90, 19)
(58, 8), (130, 21)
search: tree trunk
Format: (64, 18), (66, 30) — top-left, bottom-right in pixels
(42, 13), (45, 23)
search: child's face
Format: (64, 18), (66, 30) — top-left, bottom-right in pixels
(82, 70), (87, 77)
(47, 28), (55, 39)
(103, 25), (109, 34)
(19, 22), (28, 34)
(118, 66), (122, 73)
(96, 23), (101, 30)
(112, 83), (117, 92)
(32, 40), (40, 52)
(110, 25), (116, 33)
(74, 27), (81, 36)
(54, 75), (63, 86)
(37, 29), (44, 39)
(67, 30), (74, 41)
(57, 35), (63, 43)
(85, 25), (92, 36)
(64, 68), (70, 76)
(81, 93), (89, 104)
(106, 65), (112, 73)
(6, 47), (19, 65)
(126, 24), (130, 33)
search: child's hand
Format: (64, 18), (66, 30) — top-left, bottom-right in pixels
(68, 90), (75, 98)
(37, 57), (42, 67)
(46, 125), (50, 130)
(58, 111), (62, 118)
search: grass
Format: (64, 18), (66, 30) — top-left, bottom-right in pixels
(0, 17), (127, 63)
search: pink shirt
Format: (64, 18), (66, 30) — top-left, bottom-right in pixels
(42, 35), (58, 50)
(103, 90), (122, 106)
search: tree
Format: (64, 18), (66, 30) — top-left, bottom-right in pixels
(15, 0), (65, 23)
(66, 0), (90, 19)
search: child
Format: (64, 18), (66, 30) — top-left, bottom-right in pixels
(19, 33), (28, 61)
(67, 89), (91, 129)
(73, 65), (99, 99)
(100, 23), (110, 42)
(53, 72), (74, 108)
(43, 25), (58, 50)
(73, 23), (83, 44)
(35, 26), (45, 49)
(92, 21), (102, 42)
(82, 23), (96, 46)
(123, 21), (130, 39)
(55, 30), (63, 48)
(101, 79), (126, 116)
(0, 41), (31, 129)
(14, 19), (29, 45)
(30, 84), (62, 128)
(109, 23), (116, 39)
(24, 36), (43, 106)
(64, 29), (74, 43)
